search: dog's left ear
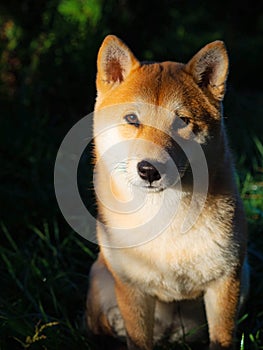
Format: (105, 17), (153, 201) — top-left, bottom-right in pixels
(185, 41), (229, 101)
(96, 35), (140, 96)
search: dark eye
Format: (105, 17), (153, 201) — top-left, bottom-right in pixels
(124, 114), (140, 127)
(179, 116), (191, 126)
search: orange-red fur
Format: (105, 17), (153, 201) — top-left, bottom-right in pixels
(86, 35), (249, 350)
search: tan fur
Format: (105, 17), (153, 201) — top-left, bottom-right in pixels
(86, 35), (249, 349)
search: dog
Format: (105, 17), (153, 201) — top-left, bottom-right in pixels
(86, 35), (249, 350)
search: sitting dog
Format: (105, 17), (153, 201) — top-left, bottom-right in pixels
(86, 35), (249, 350)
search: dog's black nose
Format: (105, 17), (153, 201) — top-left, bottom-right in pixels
(137, 160), (161, 184)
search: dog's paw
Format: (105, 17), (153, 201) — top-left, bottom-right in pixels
(107, 306), (126, 338)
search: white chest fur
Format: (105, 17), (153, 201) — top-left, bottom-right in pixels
(100, 189), (238, 302)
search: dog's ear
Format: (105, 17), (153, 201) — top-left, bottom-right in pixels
(185, 41), (229, 101)
(96, 35), (140, 95)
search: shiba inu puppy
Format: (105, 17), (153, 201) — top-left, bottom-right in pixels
(86, 35), (249, 350)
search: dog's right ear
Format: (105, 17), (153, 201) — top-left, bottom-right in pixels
(96, 35), (140, 96)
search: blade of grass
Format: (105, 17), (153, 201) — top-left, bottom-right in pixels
(74, 239), (96, 259)
(1, 222), (19, 253)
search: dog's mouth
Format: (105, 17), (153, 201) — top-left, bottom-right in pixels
(142, 184), (166, 193)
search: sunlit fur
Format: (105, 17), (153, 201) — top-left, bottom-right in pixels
(86, 35), (249, 350)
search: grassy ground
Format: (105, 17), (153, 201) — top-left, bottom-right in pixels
(0, 90), (263, 350)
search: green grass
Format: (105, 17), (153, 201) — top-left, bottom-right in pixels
(0, 220), (97, 349)
(238, 170), (263, 350)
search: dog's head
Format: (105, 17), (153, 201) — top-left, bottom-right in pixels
(93, 35), (229, 193)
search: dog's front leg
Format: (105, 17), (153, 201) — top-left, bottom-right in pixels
(204, 273), (241, 350)
(115, 279), (155, 350)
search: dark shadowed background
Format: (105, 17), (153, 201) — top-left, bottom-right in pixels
(0, 0), (262, 349)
